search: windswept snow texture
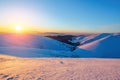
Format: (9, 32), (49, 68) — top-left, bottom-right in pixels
(80, 34), (120, 58)
(0, 34), (72, 51)
(0, 55), (120, 80)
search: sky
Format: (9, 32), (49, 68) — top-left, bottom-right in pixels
(0, 0), (120, 33)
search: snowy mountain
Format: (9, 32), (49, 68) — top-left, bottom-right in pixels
(0, 34), (75, 57)
(0, 34), (72, 51)
(0, 33), (120, 58)
(0, 34), (95, 58)
(71, 33), (112, 45)
(79, 34), (120, 58)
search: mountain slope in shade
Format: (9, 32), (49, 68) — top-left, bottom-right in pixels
(71, 33), (112, 45)
(80, 33), (111, 44)
(0, 47), (94, 58)
(0, 34), (72, 51)
(72, 48), (95, 58)
(79, 34), (120, 58)
(0, 47), (72, 58)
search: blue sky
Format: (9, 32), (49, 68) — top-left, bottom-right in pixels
(0, 0), (120, 33)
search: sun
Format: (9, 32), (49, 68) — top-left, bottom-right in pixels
(16, 25), (22, 31)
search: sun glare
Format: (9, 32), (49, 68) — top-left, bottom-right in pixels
(16, 25), (22, 31)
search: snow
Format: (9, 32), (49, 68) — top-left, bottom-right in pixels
(72, 48), (95, 58)
(0, 34), (72, 51)
(0, 33), (120, 58)
(0, 33), (120, 80)
(0, 55), (120, 80)
(0, 47), (95, 58)
(0, 47), (72, 58)
(79, 34), (120, 58)
(0, 34), (93, 58)
(71, 33), (112, 45)
(71, 35), (85, 43)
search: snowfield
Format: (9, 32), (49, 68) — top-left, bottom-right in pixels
(0, 55), (120, 80)
(0, 33), (120, 80)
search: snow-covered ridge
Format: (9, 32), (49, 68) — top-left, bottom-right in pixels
(79, 34), (120, 58)
(71, 33), (112, 45)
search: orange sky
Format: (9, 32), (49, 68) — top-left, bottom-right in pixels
(0, 25), (74, 34)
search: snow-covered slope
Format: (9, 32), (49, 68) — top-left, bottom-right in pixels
(0, 34), (72, 51)
(0, 34), (94, 58)
(0, 47), (72, 58)
(0, 34), (77, 57)
(80, 33), (111, 44)
(79, 34), (120, 58)
(72, 48), (95, 58)
(0, 47), (94, 58)
(0, 55), (120, 80)
(72, 33), (112, 45)
(0, 33), (120, 58)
